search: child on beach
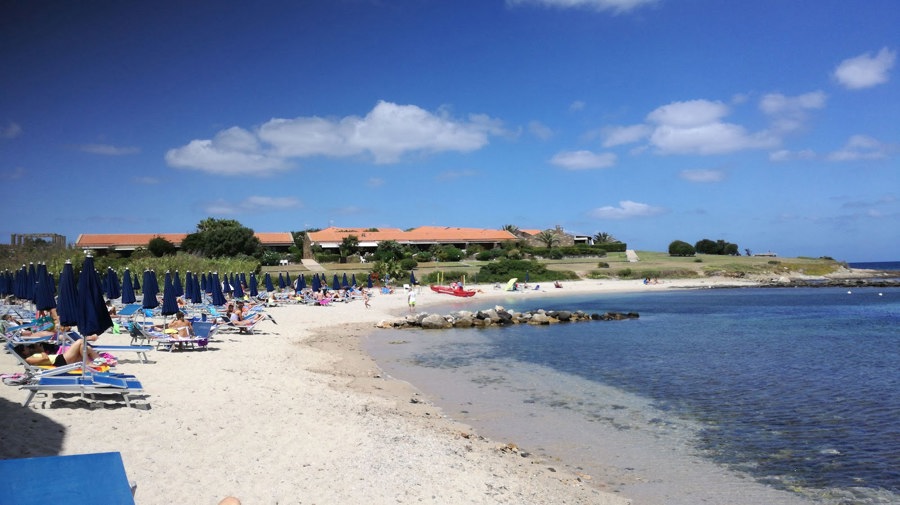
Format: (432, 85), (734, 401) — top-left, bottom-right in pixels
(407, 288), (416, 312)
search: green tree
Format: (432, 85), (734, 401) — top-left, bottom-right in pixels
(501, 224), (520, 235)
(535, 230), (561, 249)
(147, 236), (177, 257)
(669, 240), (696, 257)
(593, 232), (617, 244)
(181, 218), (263, 258)
(373, 240), (404, 261)
(339, 235), (359, 260)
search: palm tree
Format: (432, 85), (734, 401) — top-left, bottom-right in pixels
(501, 224), (520, 235)
(535, 230), (560, 249)
(593, 232), (617, 244)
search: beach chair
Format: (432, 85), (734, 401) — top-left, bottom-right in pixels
(153, 321), (216, 352)
(20, 372), (145, 408)
(4, 340), (86, 377)
(0, 452), (136, 504)
(61, 331), (153, 364)
(220, 313), (273, 334)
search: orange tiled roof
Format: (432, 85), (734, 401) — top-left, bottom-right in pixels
(518, 229), (543, 236)
(76, 233), (188, 248)
(76, 232), (294, 248)
(307, 226), (517, 245)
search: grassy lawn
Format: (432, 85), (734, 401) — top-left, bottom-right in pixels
(265, 251), (845, 281)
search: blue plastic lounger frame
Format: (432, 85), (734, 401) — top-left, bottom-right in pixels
(21, 373), (144, 408)
(0, 451), (136, 505)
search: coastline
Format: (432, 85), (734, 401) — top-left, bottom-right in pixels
(0, 275), (851, 503)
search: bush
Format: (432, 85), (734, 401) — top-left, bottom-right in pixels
(668, 240), (696, 257)
(399, 258), (418, 270)
(414, 252), (432, 263)
(618, 268), (634, 278)
(475, 258), (578, 283)
(597, 262), (609, 268)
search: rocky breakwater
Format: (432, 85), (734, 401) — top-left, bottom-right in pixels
(376, 306), (639, 329)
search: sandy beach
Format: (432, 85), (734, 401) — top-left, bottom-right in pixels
(0, 277), (759, 504)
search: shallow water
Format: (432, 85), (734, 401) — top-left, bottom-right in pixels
(364, 287), (900, 505)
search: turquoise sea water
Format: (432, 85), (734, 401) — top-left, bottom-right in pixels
(364, 286), (899, 505)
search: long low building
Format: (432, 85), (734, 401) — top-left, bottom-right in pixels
(75, 226), (584, 257)
(76, 232), (295, 253)
(306, 226), (518, 252)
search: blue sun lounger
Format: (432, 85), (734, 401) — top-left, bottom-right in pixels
(0, 452), (136, 505)
(21, 372), (145, 408)
(62, 331), (154, 364)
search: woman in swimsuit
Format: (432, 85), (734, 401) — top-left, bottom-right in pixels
(16, 339), (101, 367)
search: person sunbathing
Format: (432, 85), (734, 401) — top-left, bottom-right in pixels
(16, 339), (101, 367)
(156, 311), (193, 338)
(18, 309), (58, 338)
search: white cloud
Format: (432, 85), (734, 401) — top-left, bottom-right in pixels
(769, 149), (816, 162)
(204, 195), (301, 215)
(569, 100), (586, 112)
(643, 99), (779, 155)
(833, 47), (896, 89)
(528, 120), (554, 140)
(507, 0), (657, 14)
(601, 124), (651, 147)
(550, 150), (617, 169)
(166, 126), (289, 175)
(646, 100), (729, 127)
(826, 134), (889, 161)
(679, 169), (725, 183)
(168, 101), (501, 175)
(588, 200), (665, 219)
(78, 143), (140, 155)
(649, 122), (776, 155)
(759, 91), (826, 133)
(367, 177), (385, 188)
(1, 122), (22, 139)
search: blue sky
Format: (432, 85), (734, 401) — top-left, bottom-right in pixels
(1, 0), (897, 262)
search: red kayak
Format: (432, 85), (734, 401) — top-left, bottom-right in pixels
(430, 285), (476, 297)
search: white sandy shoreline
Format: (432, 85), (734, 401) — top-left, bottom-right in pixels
(0, 277), (791, 504)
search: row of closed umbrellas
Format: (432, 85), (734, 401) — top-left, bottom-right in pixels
(1, 263), (407, 318)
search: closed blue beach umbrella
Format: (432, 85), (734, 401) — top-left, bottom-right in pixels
(174, 270), (183, 298)
(184, 271), (194, 302)
(34, 264), (56, 312)
(264, 273), (274, 293)
(76, 254), (113, 339)
(409, 270), (417, 286)
(121, 268), (136, 304)
(278, 273), (286, 290)
(191, 274), (202, 304)
(312, 274), (321, 292)
(132, 271), (140, 291)
(342, 273), (349, 288)
(200, 273), (208, 294)
(298, 274), (307, 291)
(249, 273), (259, 298)
(332, 274), (340, 291)
(56, 260), (79, 327)
(222, 275), (233, 295)
(107, 267), (121, 300)
(367, 275), (373, 289)
(232, 275), (244, 299)
(285, 273), (292, 289)
(142, 270), (159, 309)
(351, 274), (357, 288)
(161, 271), (179, 318)
(211, 272), (227, 306)
(26, 263), (36, 302)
